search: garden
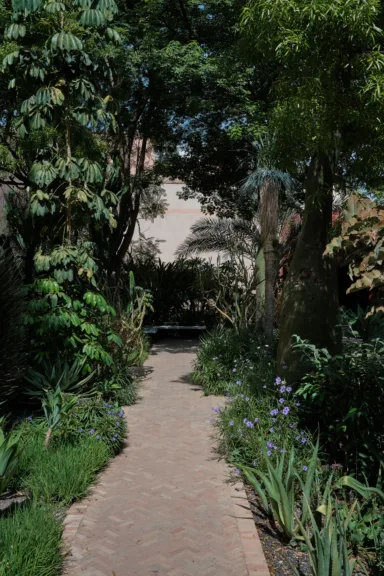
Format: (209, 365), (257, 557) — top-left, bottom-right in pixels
(1, 0), (384, 574)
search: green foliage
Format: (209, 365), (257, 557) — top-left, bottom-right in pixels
(192, 326), (275, 395)
(296, 495), (357, 576)
(41, 387), (79, 447)
(325, 195), (384, 294)
(49, 395), (127, 451)
(0, 421), (22, 495)
(0, 504), (63, 576)
(128, 258), (217, 326)
(294, 336), (384, 477)
(101, 365), (139, 407)
(240, 442), (319, 542)
(18, 435), (109, 505)
(116, 271), (153, 366)
(0, 248), (26, 400)
(25, 355), (94, 396)
(342, 306), (384, 342)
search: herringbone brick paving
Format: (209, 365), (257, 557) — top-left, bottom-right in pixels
(64, 339), (269, 576)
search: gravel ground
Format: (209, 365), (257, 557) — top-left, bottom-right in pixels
(245, 486), (311, 576)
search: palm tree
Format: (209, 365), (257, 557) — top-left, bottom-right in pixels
(176, 217), (260, 261)
(241, 142), (295, 342)
(176, 213), (300, 331)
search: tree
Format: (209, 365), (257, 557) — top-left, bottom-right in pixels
(241, 141), (294, 341)
(1, 0), (122, 366)
(241, 0), (384, 379)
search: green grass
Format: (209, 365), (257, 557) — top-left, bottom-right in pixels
(0, 503), (63, 576)
(18, 436), (110, 505)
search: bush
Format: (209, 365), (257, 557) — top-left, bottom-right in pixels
(17, 436), (110, 505)
(293, 336), (384, 477)
(53, 396), (127, 451)
(0, 503), (63, 576)
(213, 371), (313, 473)
(192, 326), (276, 395)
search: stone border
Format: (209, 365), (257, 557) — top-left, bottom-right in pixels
(229, 482), (270, 576)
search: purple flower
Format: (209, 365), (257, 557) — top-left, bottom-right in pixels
(280, 385), (286, 393)
(209, 418), (214, 423)
(279, 398), (285, 404)
(27, 416), (33, 421)
(263, 385), (267, 389)
(286, 387), (292, 393)
(246, 421), (254, 428)
(271, 418), (276, 423)
(301, 437), (307, 444)
(289, 423), (295, 429)
(232, 368), (237, 373)
(119, 411), (124, 417)
(112, 437), (117, 442)
(266, 442), (273, 449)
(269, 428), (275, 433)
(253, 460), (257, 467)
(245, 397), (250, 401)
(270, 409), (279, 416)
(267, 450), (272, 456)
(116, 421), (120, 426)
(229, 420), (234, 426)
(235, 468), (241, 475)
(275, 377), (282, 385)
(302, 466), (308, 472)
(254, 418), (259, 423)
(89, 429), (95, 435)
(96, 434), (101, 440)
(236, 380), (242, 385)
(296, 402), (301, 407)
(282, 407), (290, 415)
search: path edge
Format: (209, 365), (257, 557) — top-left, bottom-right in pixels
(230, 482), (270, 576)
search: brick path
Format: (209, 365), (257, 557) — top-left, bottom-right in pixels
(64, 339), (269, 576)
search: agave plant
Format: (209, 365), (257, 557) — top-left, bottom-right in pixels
(0, 419), (22, 495)
(240, 441), (319, 541)
(25, 355), (95, 397)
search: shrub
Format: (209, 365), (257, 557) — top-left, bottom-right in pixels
(192, 326), (276, 395)
(214, 372), (313, 472)
(17, 436), (110, 505)
(293, 336), (384, 477)
(0, 503), (63, 576)
(52, 395), (127, 451)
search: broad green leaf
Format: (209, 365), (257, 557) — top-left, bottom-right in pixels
(51, 31), (83, 51)
(79, 8), (105, 27)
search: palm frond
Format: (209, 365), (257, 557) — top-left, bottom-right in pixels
(241, 168), (294, 200)
(176, 217), (260, 259)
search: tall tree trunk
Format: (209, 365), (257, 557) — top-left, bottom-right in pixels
(255, 247), (265, 326)
(259, 179), (279, 342)
(277, 153), (341, 382)
(263, 237), (277, 342)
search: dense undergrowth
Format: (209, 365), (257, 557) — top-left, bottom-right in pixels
(193, 326), (384, 573)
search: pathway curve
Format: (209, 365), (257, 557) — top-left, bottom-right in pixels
(64, 339), (269, 576)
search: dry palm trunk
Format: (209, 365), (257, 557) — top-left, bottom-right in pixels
(259, 179), (279, 343)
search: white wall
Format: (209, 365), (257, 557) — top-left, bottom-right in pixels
(134, 181), (214, 262)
